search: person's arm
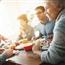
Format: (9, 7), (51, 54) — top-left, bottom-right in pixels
(32, 18), (65, 64)
(0, 49), (13, 62)
(0, 54), (7, 61)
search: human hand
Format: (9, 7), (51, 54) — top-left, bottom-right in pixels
(32, 44), (41, 57)
(0, 48), (4, 54)
(32, 39), (41, 57)
(2, 49), (13, 58)
(9, 44), (16, 49)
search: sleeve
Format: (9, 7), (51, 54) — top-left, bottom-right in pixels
(40, 17), (65, 64)
(0, 54), (7, 61)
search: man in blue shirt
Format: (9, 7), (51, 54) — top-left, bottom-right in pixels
(35, 6), (55, 40)
(32, 0), (65, 65)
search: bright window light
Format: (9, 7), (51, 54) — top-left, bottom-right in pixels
(0, 0), (43, 41)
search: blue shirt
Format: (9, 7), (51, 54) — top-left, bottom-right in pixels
(35, 20), (55, 39)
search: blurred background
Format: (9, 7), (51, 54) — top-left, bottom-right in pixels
(0, 0), (43, 41)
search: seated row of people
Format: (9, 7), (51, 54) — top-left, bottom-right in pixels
(0, 5), (55, 62)
(18, 6), (55, 42)
(32, 0), (65, 65)
(1, 0), (65, 64)
(0, 0), (65, 65)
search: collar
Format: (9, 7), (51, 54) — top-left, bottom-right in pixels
(56, 8), (65, 21)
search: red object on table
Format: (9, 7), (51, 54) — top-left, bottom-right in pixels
(24, 45), (33, 51)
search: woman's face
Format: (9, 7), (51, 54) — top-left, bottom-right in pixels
(20, 19), (27, 26)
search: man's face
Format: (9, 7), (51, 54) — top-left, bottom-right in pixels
(36, 9), (46, 21)
(43, 2), (59, 21)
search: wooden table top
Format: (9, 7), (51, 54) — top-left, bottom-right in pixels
(7, 50), (41, 65)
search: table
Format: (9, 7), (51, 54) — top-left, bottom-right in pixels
(7, 50), (41, 65)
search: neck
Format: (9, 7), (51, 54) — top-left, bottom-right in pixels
(40, 17), (48, 24)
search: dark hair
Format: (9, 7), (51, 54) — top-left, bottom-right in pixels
(35, 6), (45, 12)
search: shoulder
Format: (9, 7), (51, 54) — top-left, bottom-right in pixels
(47, 21), (55, 26)
(54, 15), (65, 33)
(45, 21), (55, 29)
(35, 23), (43, 29)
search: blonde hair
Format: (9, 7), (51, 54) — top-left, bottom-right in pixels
(18, 14), (28, 23)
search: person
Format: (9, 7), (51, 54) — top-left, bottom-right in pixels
(32, 0), (65, 65)
(18, 14), (34, 40)
(35, 6), (55, 41)
(0, 49), (13, 62)
(33, 6), (55, 48)
(0, 35), (13, 61)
